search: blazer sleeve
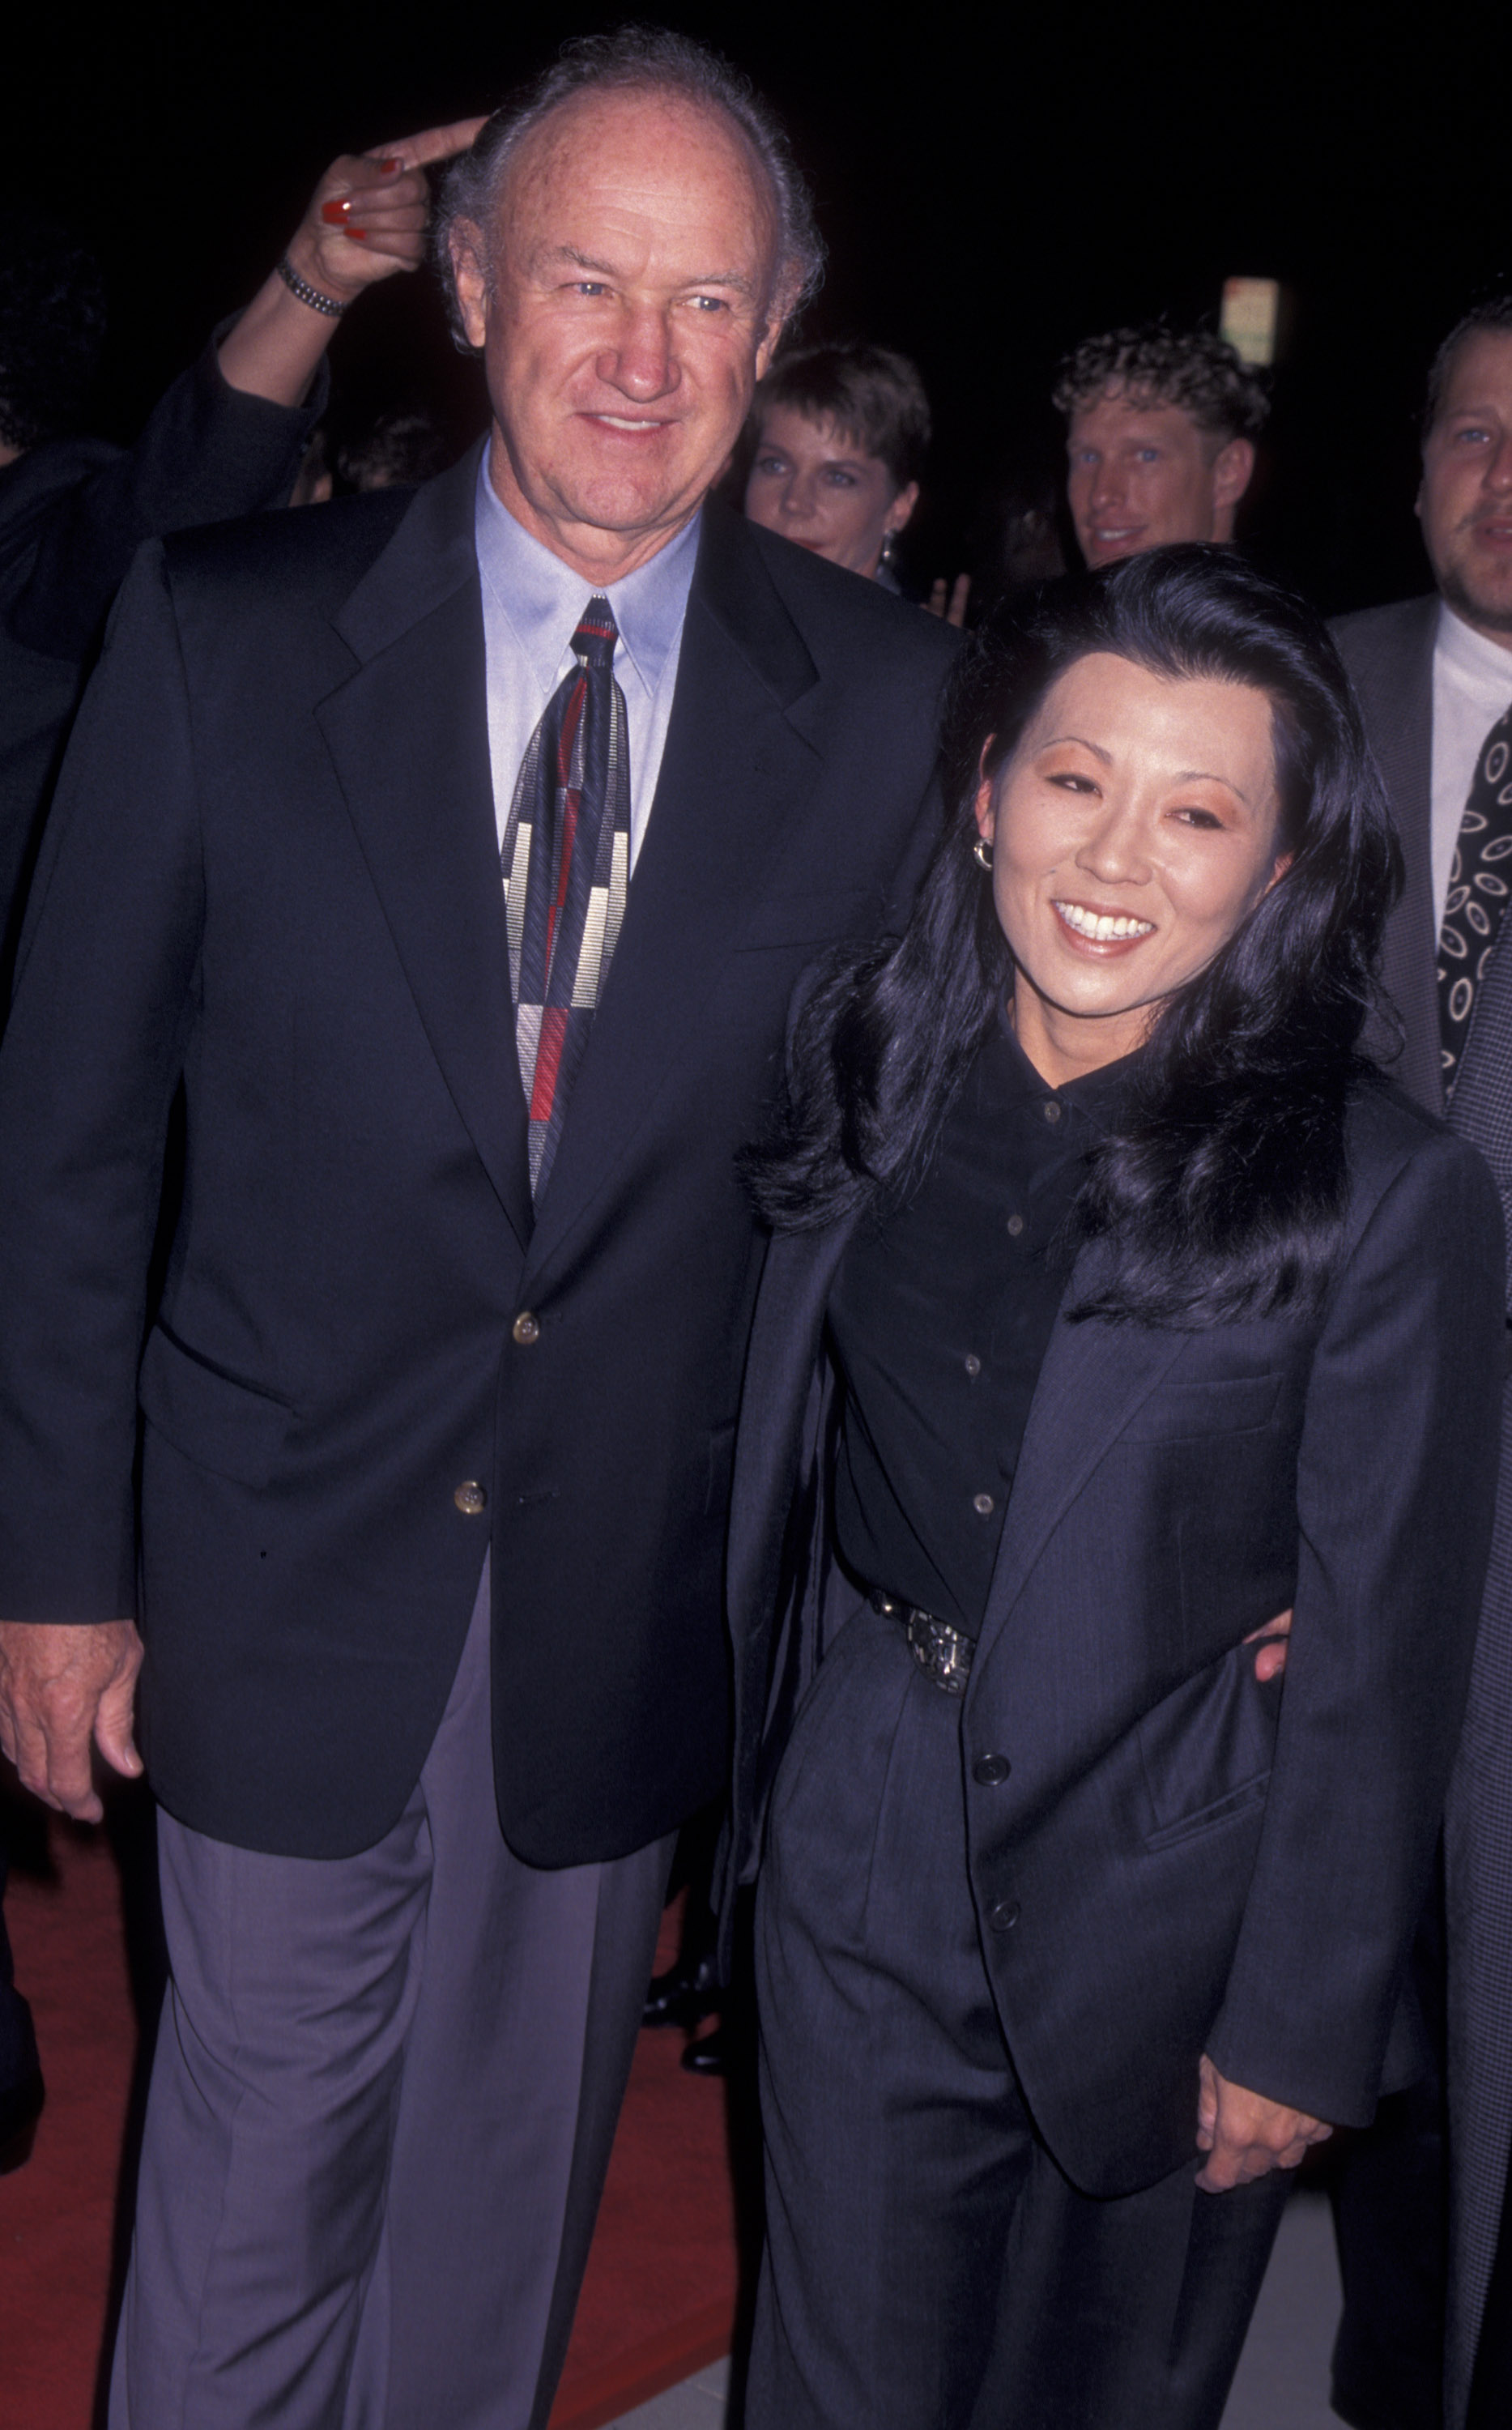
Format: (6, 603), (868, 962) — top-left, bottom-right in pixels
(8, 334), (326, 663)
(1205, 1121), (1505, 2124)
(0, 541), (203, 1621)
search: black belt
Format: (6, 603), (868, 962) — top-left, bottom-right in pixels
(869, 1587), (976, 1697)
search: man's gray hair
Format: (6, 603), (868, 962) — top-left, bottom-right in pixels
(433, 26), (824, 349)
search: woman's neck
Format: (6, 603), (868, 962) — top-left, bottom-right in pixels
(1009, 975), (1151, 1090)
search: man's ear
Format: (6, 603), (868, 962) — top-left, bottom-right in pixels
(752, 320), (786, 383)
(1212, 436), (1256, 517)
(449, 222), (490, 352)
(753, 266), (804, 382)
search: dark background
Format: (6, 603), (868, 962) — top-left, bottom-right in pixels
(6, 0), (1506, 612)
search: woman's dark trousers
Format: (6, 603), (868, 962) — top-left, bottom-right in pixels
(747, 1603), (1288, 2430)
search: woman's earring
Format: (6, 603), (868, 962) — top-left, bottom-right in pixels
(973, 836), (993, 871)
(878, 530), (897, 571)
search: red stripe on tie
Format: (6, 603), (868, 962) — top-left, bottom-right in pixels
(530, 1005), (570, 1122)
(556, 673), (587, 786)
(545, 797), (578, 975)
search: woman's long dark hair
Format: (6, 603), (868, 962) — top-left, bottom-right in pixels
(746, 545), (1403, 1326)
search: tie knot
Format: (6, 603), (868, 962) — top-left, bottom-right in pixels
(572, 595), (619, 671)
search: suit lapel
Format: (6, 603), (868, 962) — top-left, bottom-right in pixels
(1362, 599), (1441, 1114)
(730, 1213), (856, 1600)
(316, 454), (533, 1250)
(976, 1256), (1190, 1661)
(523, 503), (824, 1273)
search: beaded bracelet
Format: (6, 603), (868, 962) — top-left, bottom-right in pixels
(276, 255), (347, 318)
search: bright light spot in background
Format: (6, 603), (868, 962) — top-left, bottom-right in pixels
(1220, 278), (1281, 368)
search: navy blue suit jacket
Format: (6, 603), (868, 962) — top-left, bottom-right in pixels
(725, 1077), (1503, 2196)
(0, 456), (957, 1865)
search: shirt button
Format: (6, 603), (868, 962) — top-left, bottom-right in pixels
(512, 1311), (540, 1346)
(1006, 1213), (1025, 1238)
(973, 1491), (995, 1516)
(1042, 1101), (1063, 1126)
(973, 1754), (1012, 1785)
(964, 1353), (982, 1378)
(986, 1899), (1020, 1933)
(454, 1481), (488, 1516)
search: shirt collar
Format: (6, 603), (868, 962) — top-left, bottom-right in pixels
(989, 1002), (1135, 1132)
(1435, 598), (1512, 704)
(473, 454), (700, 697)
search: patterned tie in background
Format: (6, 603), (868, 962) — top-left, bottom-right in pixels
(502, 595), (631, 1196)
(1438, 700), (1512, 1097)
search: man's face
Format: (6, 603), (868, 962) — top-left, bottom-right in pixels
(1065, 390), (1254, 569)
(1417, 330), (1512, 644)
(451, 89), (788, 580)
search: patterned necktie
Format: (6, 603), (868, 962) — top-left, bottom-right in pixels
(1438, 701), (1512, 1097)
(501, 596), (631, 1197)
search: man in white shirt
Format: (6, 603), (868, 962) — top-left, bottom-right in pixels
(1331, 296), (1512, 2430)
(1335, 303), (1512, 1119)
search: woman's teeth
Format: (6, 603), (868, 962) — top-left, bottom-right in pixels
(1053, 902), (1154, 942)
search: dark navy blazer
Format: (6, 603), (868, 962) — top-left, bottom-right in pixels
(0, 456), (957, 1865)
(725, 1078), (1504, 2197)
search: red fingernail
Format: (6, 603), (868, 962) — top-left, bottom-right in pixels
(348, 228), (368, 241)
(321, 197), (351, 223)
(379, 157), (400, 173)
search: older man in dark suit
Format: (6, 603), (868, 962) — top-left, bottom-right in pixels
(0, 31), (956, 2427)
(0, 107), (480, 2183)
(1332, 294), (1512, 2430)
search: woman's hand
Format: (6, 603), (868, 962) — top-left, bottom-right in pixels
(1195, 2053), (1331, 2190)
(1244, 1606), (1292, 1683)
(218, 118), (488, 409)
(926, 573), (971, 627)
(284, 120), (488, 310)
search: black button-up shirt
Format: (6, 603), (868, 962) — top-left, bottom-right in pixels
(827, 1014), (1131, 1633)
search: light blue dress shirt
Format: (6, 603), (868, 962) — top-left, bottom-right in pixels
(473, 454), (700, 873)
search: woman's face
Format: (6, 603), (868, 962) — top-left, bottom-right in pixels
(975, 652), (1288, 1086)
(743, 403), (918, 578)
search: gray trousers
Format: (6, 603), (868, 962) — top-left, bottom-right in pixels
(749, 1602), (1288, 2430)
(109, 1558), (674, 2430)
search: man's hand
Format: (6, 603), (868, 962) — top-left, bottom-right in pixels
(1195, 2053), (1332, 2191)
(0, 1621), (144, 1823)
(1244, 1606), (1292, 1684)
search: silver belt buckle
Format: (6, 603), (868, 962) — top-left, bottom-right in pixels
(871, 1588), (975, 1696)
(905, 1609), (974, 1695)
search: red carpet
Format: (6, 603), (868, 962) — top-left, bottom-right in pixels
(0, 1819), (739, 2430)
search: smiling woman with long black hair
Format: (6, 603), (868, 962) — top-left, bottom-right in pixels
(723, 547), (1506, 2429)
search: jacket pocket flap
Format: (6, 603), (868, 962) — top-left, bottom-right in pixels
(138, 1326), (292, 1488)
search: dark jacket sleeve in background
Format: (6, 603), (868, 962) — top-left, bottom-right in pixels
(0, 331), (325, 953)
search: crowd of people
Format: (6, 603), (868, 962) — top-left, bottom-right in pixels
(1, 22), (1511, 2430)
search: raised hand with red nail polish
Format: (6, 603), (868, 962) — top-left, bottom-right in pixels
(218, 117), (488, 410)
(292, 122), (488, 305)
